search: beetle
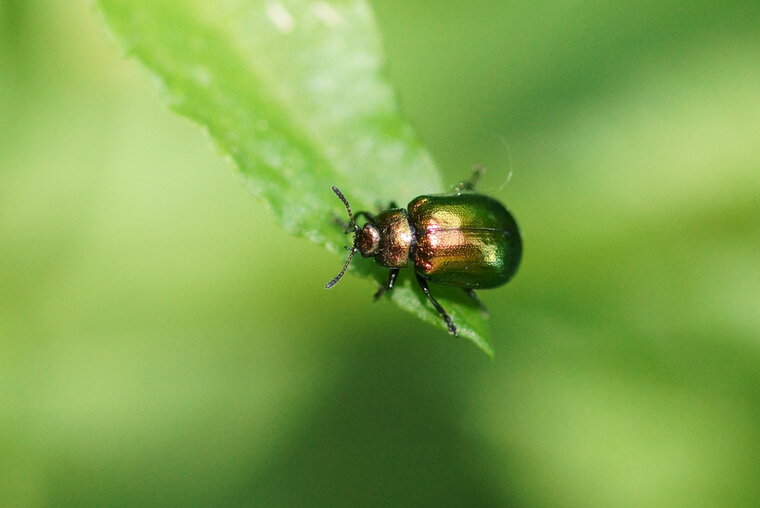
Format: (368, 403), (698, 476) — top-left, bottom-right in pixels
(325, 167), (521, 336)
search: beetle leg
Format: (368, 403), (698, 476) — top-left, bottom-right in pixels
(353, 211), (376, 224)
(374, 268), (399, 301)
(462, 288), (489, 318)
(331, 213), (350, 230)
(454, 164), (485, 193)
(415, 274), (458, 336)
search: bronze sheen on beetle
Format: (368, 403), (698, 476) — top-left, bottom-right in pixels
(326, 168), (522, 336)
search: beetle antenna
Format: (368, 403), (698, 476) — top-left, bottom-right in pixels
(325, 186), (360, 289)
(330, 186), (358, 231)
(325, 245), (358, 289)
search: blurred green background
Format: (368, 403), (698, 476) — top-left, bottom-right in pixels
(2, 1), (760, 506)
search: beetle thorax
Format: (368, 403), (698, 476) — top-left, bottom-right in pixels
(369, 209), (414, 268)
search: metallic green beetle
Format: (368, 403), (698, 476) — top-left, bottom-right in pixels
(326, 168), (522, 336)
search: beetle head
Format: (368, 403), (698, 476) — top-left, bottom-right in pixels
(358, 223), (380, 257)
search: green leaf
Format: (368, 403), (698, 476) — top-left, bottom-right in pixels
(97, 0), (493, 355)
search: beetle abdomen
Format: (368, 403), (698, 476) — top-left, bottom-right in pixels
(409, 194), (521, 288)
